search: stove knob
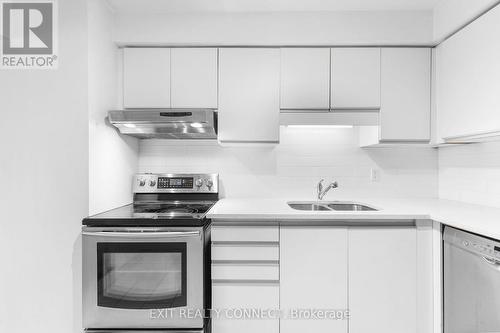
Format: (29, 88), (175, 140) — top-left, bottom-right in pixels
(195, 179), (203, 188)
(138, 179), (146, 186)
(206, 179), (214, 190)
(149, 180), (156, 187)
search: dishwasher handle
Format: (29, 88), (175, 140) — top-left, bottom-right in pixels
(482, 256), (500, 272)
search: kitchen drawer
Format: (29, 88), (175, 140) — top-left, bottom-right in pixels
(212, 283), (279, 333)
(212, 263), (279, 281)
(212, 243), (279, 261)
(211, 225), (279, 242)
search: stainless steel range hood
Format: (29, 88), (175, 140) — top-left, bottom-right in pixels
(108, 109), (218, 139)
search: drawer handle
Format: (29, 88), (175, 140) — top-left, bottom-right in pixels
(212, 260), (279, 265)
(212, 241), (279, 246)
(212, 279), (279, 285)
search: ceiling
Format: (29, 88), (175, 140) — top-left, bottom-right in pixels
(107, 0), (440, 14)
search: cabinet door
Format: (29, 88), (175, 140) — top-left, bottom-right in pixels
(436, 5), (500, 141)
(280, 48), (330, 110)
(349, 227), (417, 333)
(212, 283), (279, 333)
(331, 48), (380, 110)
(280, 226), (348, 333)
(171, 48), (218, 108)
(218, 48), (280, 143)
(380, 48), (431, 142)
(123, 48), (171, 108)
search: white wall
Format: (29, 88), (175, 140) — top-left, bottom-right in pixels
(112, 10), (434, 46)
(433, 0), (499, 42)
(88, 0), (139, 215)
(439, 142), (500, 208)
(0, 1), (88, 332)
(139, 127), (438, 199)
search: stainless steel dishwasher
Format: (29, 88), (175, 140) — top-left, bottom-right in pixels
(444, 226), (500, 333)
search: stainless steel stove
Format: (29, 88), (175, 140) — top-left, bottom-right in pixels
(82, 173), (218, 332)
(84, 173), (218, 226)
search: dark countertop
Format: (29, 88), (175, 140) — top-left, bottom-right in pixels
(83, 204), (210, 227)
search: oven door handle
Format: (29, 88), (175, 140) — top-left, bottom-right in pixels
(82, 230), (201, 238)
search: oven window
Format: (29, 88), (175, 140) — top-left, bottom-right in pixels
(97, 242), (187, 309)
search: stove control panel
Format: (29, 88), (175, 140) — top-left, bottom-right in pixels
(158, 177), (193, 189)
(134, 173), (219, 193)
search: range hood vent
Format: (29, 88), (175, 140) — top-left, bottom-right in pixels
(108, 109), (218, 139)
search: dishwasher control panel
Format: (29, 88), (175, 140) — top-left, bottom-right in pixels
(446, 227), (500, 260)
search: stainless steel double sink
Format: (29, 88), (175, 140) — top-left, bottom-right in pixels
(288, 201), (377, 211)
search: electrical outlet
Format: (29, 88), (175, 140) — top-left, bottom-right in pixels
(370, 168), (380, 182)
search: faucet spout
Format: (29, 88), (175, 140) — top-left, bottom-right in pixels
(317, 180), (338, 200)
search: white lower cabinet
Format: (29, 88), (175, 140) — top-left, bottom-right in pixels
(212, 225), (279, 242)
(212, 243), (279, 261)
(348, 227), (417, 333)
(280, 226), (348, 333)
(212, 282), (279, 333)
(212, 263), (279, 281)
(211, 224), (429, 333)
(211, 224), (280, 333)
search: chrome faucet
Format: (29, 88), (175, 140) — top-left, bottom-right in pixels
(317, 179), (338, 200)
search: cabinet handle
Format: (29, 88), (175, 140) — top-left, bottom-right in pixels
(212, 260), (279, 265)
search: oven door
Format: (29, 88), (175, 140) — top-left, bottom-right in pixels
(83, 227), (205, 329)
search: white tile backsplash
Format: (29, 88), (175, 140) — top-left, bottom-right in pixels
(439, 141), (500, 208)
(139, 127), (438, 199)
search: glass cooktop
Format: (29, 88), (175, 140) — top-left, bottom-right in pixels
(132, 202), (213, 218)
(84, 201), (216, 223)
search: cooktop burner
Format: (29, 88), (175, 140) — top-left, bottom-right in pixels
(133, 202), (213, 217)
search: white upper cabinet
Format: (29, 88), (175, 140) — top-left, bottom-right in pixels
(218, 48), (280, 143)
(436, 5), (500, 142)
(171, 48), (218, 109)
(123, 48), (171, 108)
(280, 48), (330, 110)
(379, 48), (431, 142)
(331, 48), (381, 110)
